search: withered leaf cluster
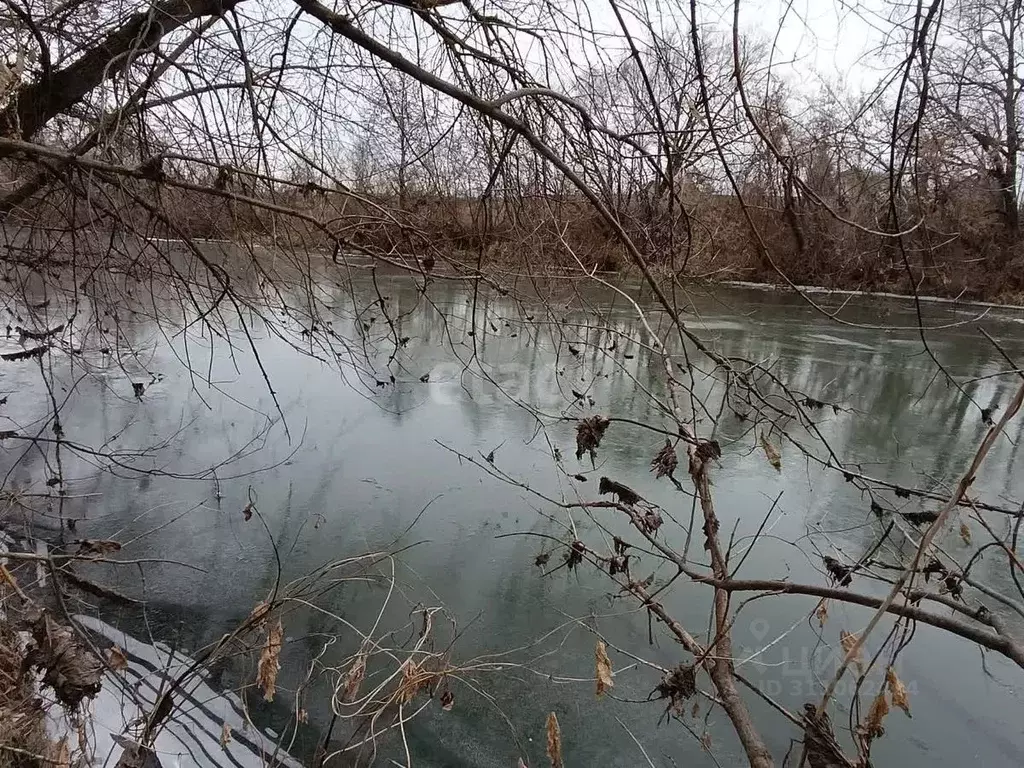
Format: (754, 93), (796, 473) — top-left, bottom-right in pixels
(802, 704), (847, 768)
(598, 476), (640, 505)
(641, 508), (664, 535)
(24, 612), (103, 708)
(655, 664), (696, 715)
(595, 641), (613, 697)
(564, 540), (586, 571)
(901, 510), (937, 525)
(694, 439), (721, 463)
(822, 556), (854, 587)
(650, 439), (678, 479)
(576, 415), (610, 466)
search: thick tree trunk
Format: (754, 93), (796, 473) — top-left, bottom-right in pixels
(0, 0), (242, 151)
(1002, 0), (1021, 238)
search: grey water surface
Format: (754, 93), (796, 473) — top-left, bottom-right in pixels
(3, 274), (1024, 767)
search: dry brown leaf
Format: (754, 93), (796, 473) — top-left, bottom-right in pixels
(864, 690), (889, 738)
(595, 640), (614, 697)
(242, 502), (254, 521)
(25, 613), (103, 708)
(691, 700), (700, 718)
(107, 644), (128, 672)
(655, 664), (696, 713)
(440, 689), (454, 711)
(220, 722), (232, 749)
(575, 415), (611, 466)
(77, 539), (122, 556)
(53, 738), (70, 768)
(885, 667), (911, 717)
(248, 600), (269, 630)
(650, 439), (678, 479)
(341, 654), (366, 703)
(297, 708), (308, 723)
(759, 431), (781, 471)
(256, 620), (282, 702)
(839, 629), (862, 672)
(815, 599), (829, 627)
(700, 731), (713, 752)
(546, 711), (562, 768)
(959, 522), (972, 545)
(398, 659), (427, 705)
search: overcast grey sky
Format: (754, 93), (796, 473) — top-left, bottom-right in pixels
(585, 0), (891, 92)
(747, 0), (890, 90)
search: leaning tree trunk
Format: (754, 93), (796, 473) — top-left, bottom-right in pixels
(0, 0), (243, 151)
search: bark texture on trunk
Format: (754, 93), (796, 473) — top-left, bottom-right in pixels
(0, 0), (242, 149)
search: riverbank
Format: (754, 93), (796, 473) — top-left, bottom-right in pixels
(7, 188), (1024, 306)
(722, 279), (1024, 311)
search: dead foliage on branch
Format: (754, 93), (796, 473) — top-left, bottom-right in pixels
(75, 539), (122, 557)
(23, 612), (103, 709)
(822, 556), (854, 587)
(575, 416), (610, 466)
(654, 664), (696, 716)
(886, 667), (911, 717)
(901, 510), (939, 526)
(0, 611), (53, 767)
(564, 539), (586, 571)
(340, 653), (367, 703)
(545, 711), (563, 768)
(598, 476), (641, 505)
(256, 619), (283, 702)
(694, 439), (722, 463)
(106, 645), (129, 673)
(594, 640), (613, 697)
(858, 691), (889, 747)
(801, 705), (852, 768)
(4, 0), (1024, 762)
(397, 659), (432, 705)
(650, 439), (678, 479)
(640, 508), (664, 535)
